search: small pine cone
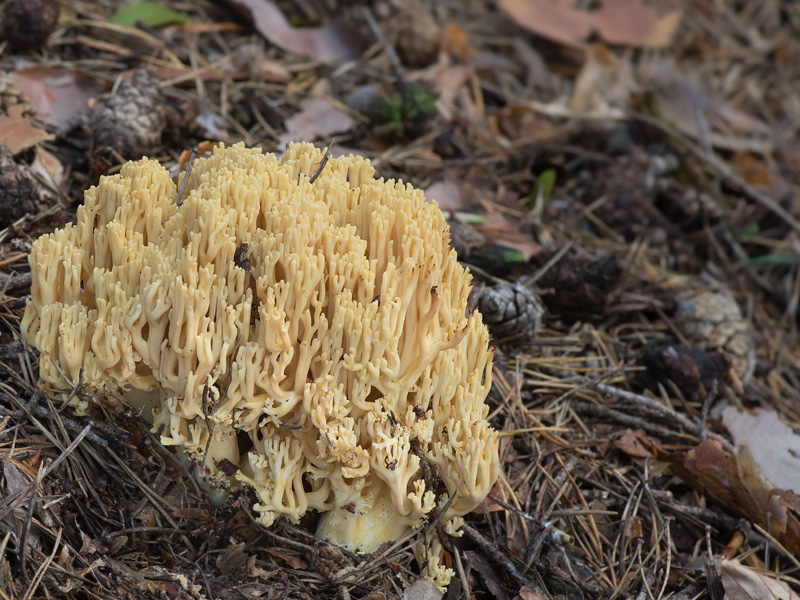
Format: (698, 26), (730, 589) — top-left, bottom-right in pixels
(0, 71), (34, 118)
(674, 290), (754, 382)
(0, 0), (60, 51)
(91, 69), (166, 158)
(393, 0), (440, 67)
(476, 283), (544, 339)
(0, 145), (39, 227)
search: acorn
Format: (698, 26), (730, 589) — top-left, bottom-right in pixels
(0, 0), (60, 51)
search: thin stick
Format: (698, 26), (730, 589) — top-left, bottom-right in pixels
(363, 6), (404, 78)
(309, 141), (333, 184)
(176, 146), (198, 205)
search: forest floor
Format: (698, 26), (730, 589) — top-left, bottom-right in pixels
(2, 0), (800, 599)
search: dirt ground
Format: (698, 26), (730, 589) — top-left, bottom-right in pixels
(2, 0), (800, 599)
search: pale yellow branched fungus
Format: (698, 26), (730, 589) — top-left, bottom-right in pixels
(21, 143), (498, 587)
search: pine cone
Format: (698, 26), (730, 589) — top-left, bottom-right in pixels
(476, 283), (544, 339)
(0, 0), (59, 51)
(91, 69), (166, 158)
(0, 145), (39, 227)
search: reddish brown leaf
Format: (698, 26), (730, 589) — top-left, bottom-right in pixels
(614, 429), (656, 459)
(500, 0), (682, 50)
(0, 106), (54, 154)
(12, 67), (106, 128)
(655, 440), (800, 555)
(265, 549), (308, 569)
(227, 0), (367, 61)
(172, 507), (213, 520)
(279, 97), (356, 145)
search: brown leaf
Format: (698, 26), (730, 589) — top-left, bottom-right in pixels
(490, 105), (553, 142)
(0, 106), (53, 154)
(719, 559), (800, 600)
(730, 152), (774, 187)
(517, 588), (548, 600)
(500, 0), (682, 50)
(172, 507), (212, 520)
(440, 23), (471, 65)
(655, 440), (800, 555)
(569, 43), (637, 113)
(477, 211), (541, 261)
(425, 176), (463, 212)
(279, 97), (356, 145)
(12, 67), (106, 128)
(614, 429), (656, 459)
(402, 578), (442, 600)
(265, 548), (308, 569)
(722, 407), (800, 494)
(216, 541), (251, 577)
(227, 0), (367, 61)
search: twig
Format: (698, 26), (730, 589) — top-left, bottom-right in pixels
(0, 424), (93, 521)
(309, 140), (334, 184)
(362, 6), (404, 78)
(176, 146), (198, 205)
(461, 522), (537, 589)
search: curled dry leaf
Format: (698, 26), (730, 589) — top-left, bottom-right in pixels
(279, 97), (356, 145)
(0, 105), (53, 154)
(719, 559), (800, 600)
(517, 587), (548, 600)
(402, 578), (442, 600)
(569, 43), (637, 114)
(722, 407), (800, 494)
(655, 440), (800, 555)
(226, 0), (367, 61)
(12, 67), (107, 128)
(500, 0), (682, 50)
(614, 429), (657, 460)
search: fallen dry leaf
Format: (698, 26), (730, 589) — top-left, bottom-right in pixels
(30, 146), (64, 199)
(12, 67), (106, 128)
(279, 97), (356, 145)
(722, 407), (800, 493)
(569, 43), (637, 113)
(477, 211), (541, 261)
(719, 559), (800, 600)
(517, 587), (548, 600)
(638, 57), (774, 152)
(614, 429), (657, 460)
(227, 0), (367, 61)
(490, 105), (554, 143)
(0, 106), (54, 154)
(171, 507), (212, 520)
(426, 176), (464, 212)
(655, 440), (800, 555)
(500, 0), (682, 50)
(265, 549), (308, 569)
(402, 578), (442, 600)
(440, 23), (471, 65)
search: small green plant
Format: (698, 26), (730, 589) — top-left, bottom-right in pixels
(527, 168), (557, 208)
(368, 81), (438, 140)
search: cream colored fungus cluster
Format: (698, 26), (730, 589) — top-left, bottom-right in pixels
(21, 143), (498, 585)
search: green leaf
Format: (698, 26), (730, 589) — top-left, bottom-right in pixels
(745, 253), (798, 267)
(452, 212), (487, 225)
(734, 223), (760, 242)
(501, 248), (525, 263)
(110, 2), (191, 27)
(528, 168), (557, 207)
